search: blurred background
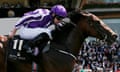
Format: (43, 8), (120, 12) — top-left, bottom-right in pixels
(0, 0), (120, 17)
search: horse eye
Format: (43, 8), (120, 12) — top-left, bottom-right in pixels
(90, 23), (93, 26)
(95, 21), (101, 26)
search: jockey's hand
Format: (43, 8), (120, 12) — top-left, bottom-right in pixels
(8, 34), (14, 39)
(62, 17), (71, 23)
(8, 28), (17, 39)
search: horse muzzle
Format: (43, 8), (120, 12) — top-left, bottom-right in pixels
(106, 33), (118, 45)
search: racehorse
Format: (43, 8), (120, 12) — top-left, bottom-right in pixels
(0, 10), (118, 72)
(35, 11), (117, 72)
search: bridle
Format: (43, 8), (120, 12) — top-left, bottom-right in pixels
(87, 15), (108, 41)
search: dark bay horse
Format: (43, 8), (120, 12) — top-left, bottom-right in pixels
(0, 10), (118, 72)
(35, 11), (117, 72)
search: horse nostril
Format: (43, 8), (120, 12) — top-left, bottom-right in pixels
(112, 34), (118, 39)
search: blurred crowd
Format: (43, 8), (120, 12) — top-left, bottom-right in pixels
(0, 2), (24, 8)
(0, 2), (25, 18)
(0, 1), (67, 18)
(77, 37), (120, 72)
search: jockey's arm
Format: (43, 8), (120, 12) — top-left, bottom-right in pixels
(8, 27), (17, 39)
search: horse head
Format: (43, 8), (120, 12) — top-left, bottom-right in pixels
(68, 11), (117, 45)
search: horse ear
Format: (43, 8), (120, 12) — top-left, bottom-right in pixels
(0, 35), (8, 42)
(0, 43), (3, 48)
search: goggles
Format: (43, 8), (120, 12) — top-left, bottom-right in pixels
(55, 15), (64, 20)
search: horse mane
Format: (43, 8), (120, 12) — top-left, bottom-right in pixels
(68, 10), (101, 24)
(51, 22), (74, 45)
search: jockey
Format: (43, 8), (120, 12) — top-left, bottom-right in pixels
(8, 5), (67, 51)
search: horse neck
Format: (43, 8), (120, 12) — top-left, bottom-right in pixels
(66, 28), (87, 56)
(51, 23), (74, 50)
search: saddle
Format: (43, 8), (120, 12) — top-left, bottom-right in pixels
(7, 35), (35, 63)
(7, 35), (50, 63)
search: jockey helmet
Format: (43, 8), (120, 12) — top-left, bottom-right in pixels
(51, 5), (67, 18)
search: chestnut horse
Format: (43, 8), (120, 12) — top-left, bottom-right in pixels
(0, 10), (117, 72)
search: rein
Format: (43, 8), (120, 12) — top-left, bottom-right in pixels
(58, 49), (77, 60)
(62, 18), (85, 59)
